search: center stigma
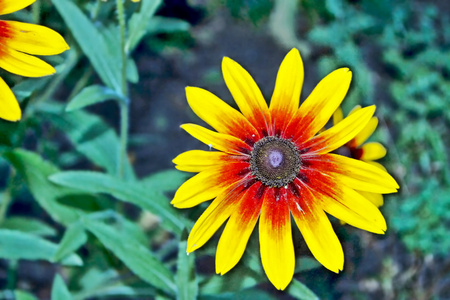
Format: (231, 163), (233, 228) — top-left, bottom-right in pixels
(249, 136), (301, 188)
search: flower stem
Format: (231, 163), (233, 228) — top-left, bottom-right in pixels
(116, 0), (129, 179)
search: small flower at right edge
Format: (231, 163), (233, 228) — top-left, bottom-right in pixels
(333, 105), (387, 208)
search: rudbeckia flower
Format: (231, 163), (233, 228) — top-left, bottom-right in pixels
(172, 49), (399, 290)
(0, 0), (69, 121)
(333, 106), (387, 207)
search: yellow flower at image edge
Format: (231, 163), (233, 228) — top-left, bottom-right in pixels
(172, 49), (399, 290)
(0, 0), (69, 121)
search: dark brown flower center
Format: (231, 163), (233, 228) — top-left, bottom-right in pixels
(249, 136), (301, 188)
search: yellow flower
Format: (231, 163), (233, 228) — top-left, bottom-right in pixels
(0, 0), (69, 121)
(333, 106), (387, 207)
(172, 49), (399, 290)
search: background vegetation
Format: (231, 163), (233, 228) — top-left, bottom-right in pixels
(0, 0), (448, 299)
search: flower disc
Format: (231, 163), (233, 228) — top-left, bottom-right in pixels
(250, 136), (301, 188)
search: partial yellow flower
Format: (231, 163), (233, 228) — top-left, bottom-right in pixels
(333, 106), (387, 207)
(0, 0), (69, 121)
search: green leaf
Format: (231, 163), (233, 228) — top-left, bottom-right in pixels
(14, 290), (38, 300)
(12, 77), (51, 102)
(49, 171), (187, 234)
(40, 102), (135, 180)
(147, 17), (191, 35)
(141, 169), (190, 193)
(294, 257), (321, 273)
(53, 222), (87, 262)
(1, 217), (56, 237)
(3, 149), (81, 225)
(66, 85), (125, 112)
(0, 229), (82, 266)
(286, 279), (319, 300)
(176, 229), (198, 300)
(83, 219), (176, 294)
(52, 0), (122, 93)
(51, 275), (73, 300)
(127, 0), (162, 52)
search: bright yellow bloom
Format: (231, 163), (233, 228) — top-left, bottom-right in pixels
(333, 106), (387, 207)
(0, 0), (69, 121)
(172, 49), (399, 290)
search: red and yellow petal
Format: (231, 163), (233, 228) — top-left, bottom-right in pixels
(301, 168), (387, 233)
(289, 180), (344, 273)
(301, 105), (375, 155)
(173, 150), (240, 173)
(181, 124), (252, 155)
(0, 0), (35, 15)
(216, 182), (263, 275)
(269, 48), (303, 134)
(0, 44), (55, 77)
(185, 86), (260, 142)
(304, 154), (398, 194)
(222, 57), (271, 136)
(0, 76), (20, 121)
(259, 187), (295, 290)
(358, 142), (387, 161)
(187, 185), (242, 252)
(171, 162), (248, 208)
(0, 21), (69, 56)
(284, 68), (352, 143)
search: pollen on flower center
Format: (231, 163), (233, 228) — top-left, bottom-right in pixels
(250, 136), (301, 188)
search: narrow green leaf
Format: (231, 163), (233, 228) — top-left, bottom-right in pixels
(53, 222), (87, 262)
(3, 149), (81, 225)
(83, 219), (176, 294)
(0, 229), (82, 266)
(52, 0), (122, 93)
(51, 275), (73, 300)
(294, 257), (321, 273)
(176, 229), (198, 300)
(49, 171), (187, 234)
(286, 279), (319, 300)
(127, 0), (162, 52)
(66, 85), (125, 112)
(1, 217), (56, 237)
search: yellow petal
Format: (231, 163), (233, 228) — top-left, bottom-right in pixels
(0, 0), (35, 15)
(303, 105), (375, 154)
(0, 21), (69, 56)
(0, 76), (21, 121)
(173, 150), (230, 173)
(289, 185), (343, 273)
(259, 188), (295, 290)
(359, 142), (387, 161)
(285, 68), (352, 143)
(365, 161), (387, 171)
(181, 124), (251, 155)
(0, 45), (55, 77)
(352, 117), (378, 147)
(357, 191), (384, 207)
(216, 182), (263, 275)
(332, 107), (344, 125)
(222, 56), (271, 135)
(320, 184), (386, 234)
(187, 187), (240, 252)
(185, 86), (259, 141)
(269, 48), (303, 133)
